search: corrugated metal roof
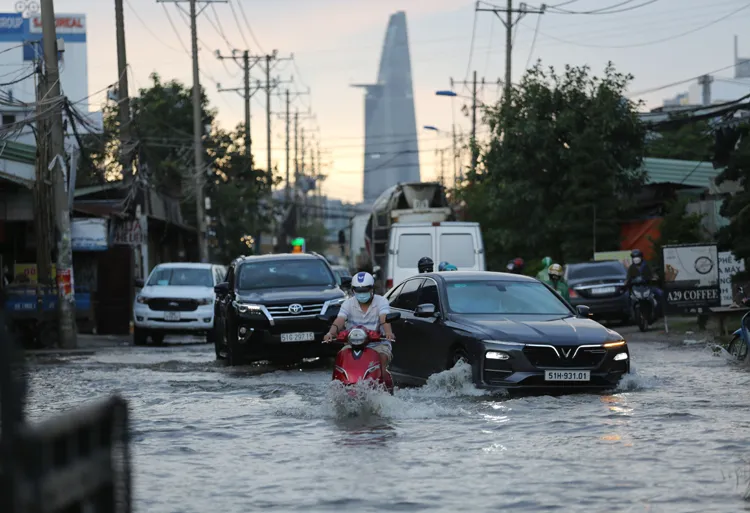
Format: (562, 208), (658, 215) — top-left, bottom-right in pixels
(0, 141), (35, 165)
(642, 157), (723, 192)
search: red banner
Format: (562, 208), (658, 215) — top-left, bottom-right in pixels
(56, 268), (73, 298)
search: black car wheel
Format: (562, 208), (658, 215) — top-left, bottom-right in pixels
(214, 339), (226, 360)
(226, 324), (243, 366)
(450, 347), (470, 368)
(151, 333), (165, 345)
(727, 335), (748, 361)
(206, 326), (218, 345)
(133, 327), (148, 346)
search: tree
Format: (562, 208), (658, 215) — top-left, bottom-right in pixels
(649, 197), (705, 280)
(716, 123), (750, 264)
(460, 62), (647, 269)
(646, 116), (713, 161)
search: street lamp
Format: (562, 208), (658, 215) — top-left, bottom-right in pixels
(436, 88), (476, 178)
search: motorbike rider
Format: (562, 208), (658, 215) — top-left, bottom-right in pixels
(323, 271), (395, 378)
(506, 257), (525, 274)
(546, 263), (570, 301)
(418, 257), (434, 273)
(536, 256), (553, 282)
(438, 261), (458, 271)
(625, 249), (662, 317)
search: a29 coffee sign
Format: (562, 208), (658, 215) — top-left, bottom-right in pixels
(662, 244), (721, 314)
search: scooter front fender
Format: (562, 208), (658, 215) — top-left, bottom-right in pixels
(733, 328), (742, 337)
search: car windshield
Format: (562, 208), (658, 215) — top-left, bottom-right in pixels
(445, 280), (572, 315)
(147, 267), (213, 287)
(237, 259), (335, 290)
(567, 262), (626, 281)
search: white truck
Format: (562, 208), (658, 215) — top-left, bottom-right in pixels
(359, 182), (485, 291)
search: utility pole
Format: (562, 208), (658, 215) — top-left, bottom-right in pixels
(157, 0), (227, 263)
(216, 50), (261, 161)
(41, 0), (77, 348)
(115, 0), (132, 180)
(452, 73), (487, 174)
(285, 90), (290, 203)
(476, 1), (546, 102)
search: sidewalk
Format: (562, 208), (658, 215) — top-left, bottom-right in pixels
(25, 333), (132, 357)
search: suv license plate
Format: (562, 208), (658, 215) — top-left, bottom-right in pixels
(545, 370), (590, 381)
(164, 312), (181, 321)
(281, 332), (315, 343)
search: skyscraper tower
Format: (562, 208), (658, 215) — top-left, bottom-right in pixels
(352, 11), (421, 204)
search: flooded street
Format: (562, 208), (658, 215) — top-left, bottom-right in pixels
(24, 335), (750, 513)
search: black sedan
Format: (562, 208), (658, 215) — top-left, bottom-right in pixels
(565, 261), (630, 323)
(387, 272), (630, 391)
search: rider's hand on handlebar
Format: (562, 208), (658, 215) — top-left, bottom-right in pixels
(323, 332), (334, 343)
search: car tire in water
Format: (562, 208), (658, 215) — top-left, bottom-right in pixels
(727, 335), (748, 361)
(450, 347), (470, 368)
(226, 325), (243, 366)
(133, 328), (148, 346)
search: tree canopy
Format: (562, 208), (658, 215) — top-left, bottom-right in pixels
(645, 117), (714, 162)
(716, 124), (750, 264)
(460, 62), (647, 268)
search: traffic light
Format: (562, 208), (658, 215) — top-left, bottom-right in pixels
(291, 237), (305, 253)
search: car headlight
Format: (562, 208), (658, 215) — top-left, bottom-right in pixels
(136, 296), (148, 304)
(233, 302), (264, 314)
(322, 297), (346, 313)
(198, 297), (213, 305)
(614, 352), (628, 361)
(603, 340), (627, 348)
(485, 350), (510, 360)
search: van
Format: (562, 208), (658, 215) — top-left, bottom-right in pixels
(385, 222), (485, 290)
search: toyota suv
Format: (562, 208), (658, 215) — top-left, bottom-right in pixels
(133, 262), (227, 345)
(213, 253), (352, 365)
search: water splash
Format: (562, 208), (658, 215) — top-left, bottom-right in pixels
(615, 363), (661, 392)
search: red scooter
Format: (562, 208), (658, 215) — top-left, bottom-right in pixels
(320, 312), (400, 395)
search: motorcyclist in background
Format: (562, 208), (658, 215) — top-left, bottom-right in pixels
(547, 263), (570, 302)
(506, 257), (525, 274)
(537, 256), (553, 282)
(418, 257), (434, 274)
(625, 249), (663, 317)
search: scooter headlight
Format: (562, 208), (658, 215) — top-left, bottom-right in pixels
(348, 328), (368, 347)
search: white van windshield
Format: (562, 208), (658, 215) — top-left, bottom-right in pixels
(439, 233), (475, 267)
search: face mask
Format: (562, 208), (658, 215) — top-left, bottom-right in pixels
(633, 257), (642, 265)
(355, 292), (373, 304)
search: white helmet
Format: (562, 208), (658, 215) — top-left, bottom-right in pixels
(352, 271), (375, 290)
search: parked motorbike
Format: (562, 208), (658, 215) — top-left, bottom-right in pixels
(630, 277), (657, 332)
(727, 286), (750, 361)
(318, 312), (400, 395)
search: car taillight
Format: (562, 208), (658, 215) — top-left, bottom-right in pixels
(386, 279), (393, 289)
(569, 288), (578, 298)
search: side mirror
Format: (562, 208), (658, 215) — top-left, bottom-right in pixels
(214, 282), (230, 295)
(134, 278), (144, 288)
(414, 303), (437, 318)
(576, 305), (592, 318)
(384, 312), (401, 323)
(340, 276), (352, 288)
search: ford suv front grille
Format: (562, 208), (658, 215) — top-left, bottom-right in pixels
(147, 298), (199, 312)
(265, 302), (325, 319)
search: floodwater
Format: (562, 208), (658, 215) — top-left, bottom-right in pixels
(24, 335), (750, 513)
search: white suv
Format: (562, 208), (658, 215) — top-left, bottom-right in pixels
(133, 262), (226, 346)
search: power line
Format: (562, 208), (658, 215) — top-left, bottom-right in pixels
(227, 0), (250, 49)
(125, 0), (183, 53)
(524, 11), (543, 70)
(530, 2), (750, 49)
(208, 3), (235, 50)
(161, 3), (191, 54)
(233, 0), (265, 54)
(464, 2), (480, 87)
(547, 0), (660, 15)
(627, 62), (744, 97)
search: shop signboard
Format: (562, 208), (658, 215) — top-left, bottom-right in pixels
(662, 244), (721, 314)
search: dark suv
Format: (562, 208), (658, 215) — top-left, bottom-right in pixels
(213, 253), (352, 365)
(565, 261), (630, 323)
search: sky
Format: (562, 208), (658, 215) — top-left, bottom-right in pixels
(50, 0), (750, 202)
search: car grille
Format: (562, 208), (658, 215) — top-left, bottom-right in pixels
(147, 298), (199, 312)
(523, 345), (606, 369)
(265, 302), (325, 319)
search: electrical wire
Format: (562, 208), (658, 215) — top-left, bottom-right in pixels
(548, 0), (659, 15)
(234, 0), (266, 54)
(627, 62), (745, 97)
(464, 3), (480, 87)
(524, 12), (543, 70)
(208, 4), (236, 51)
(227, 0), (251, 50)
(531, 2), (750, 49)
(124, 0), (182, 54)
(0, 69), (37, 87)
(161, 3), (191, 55)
